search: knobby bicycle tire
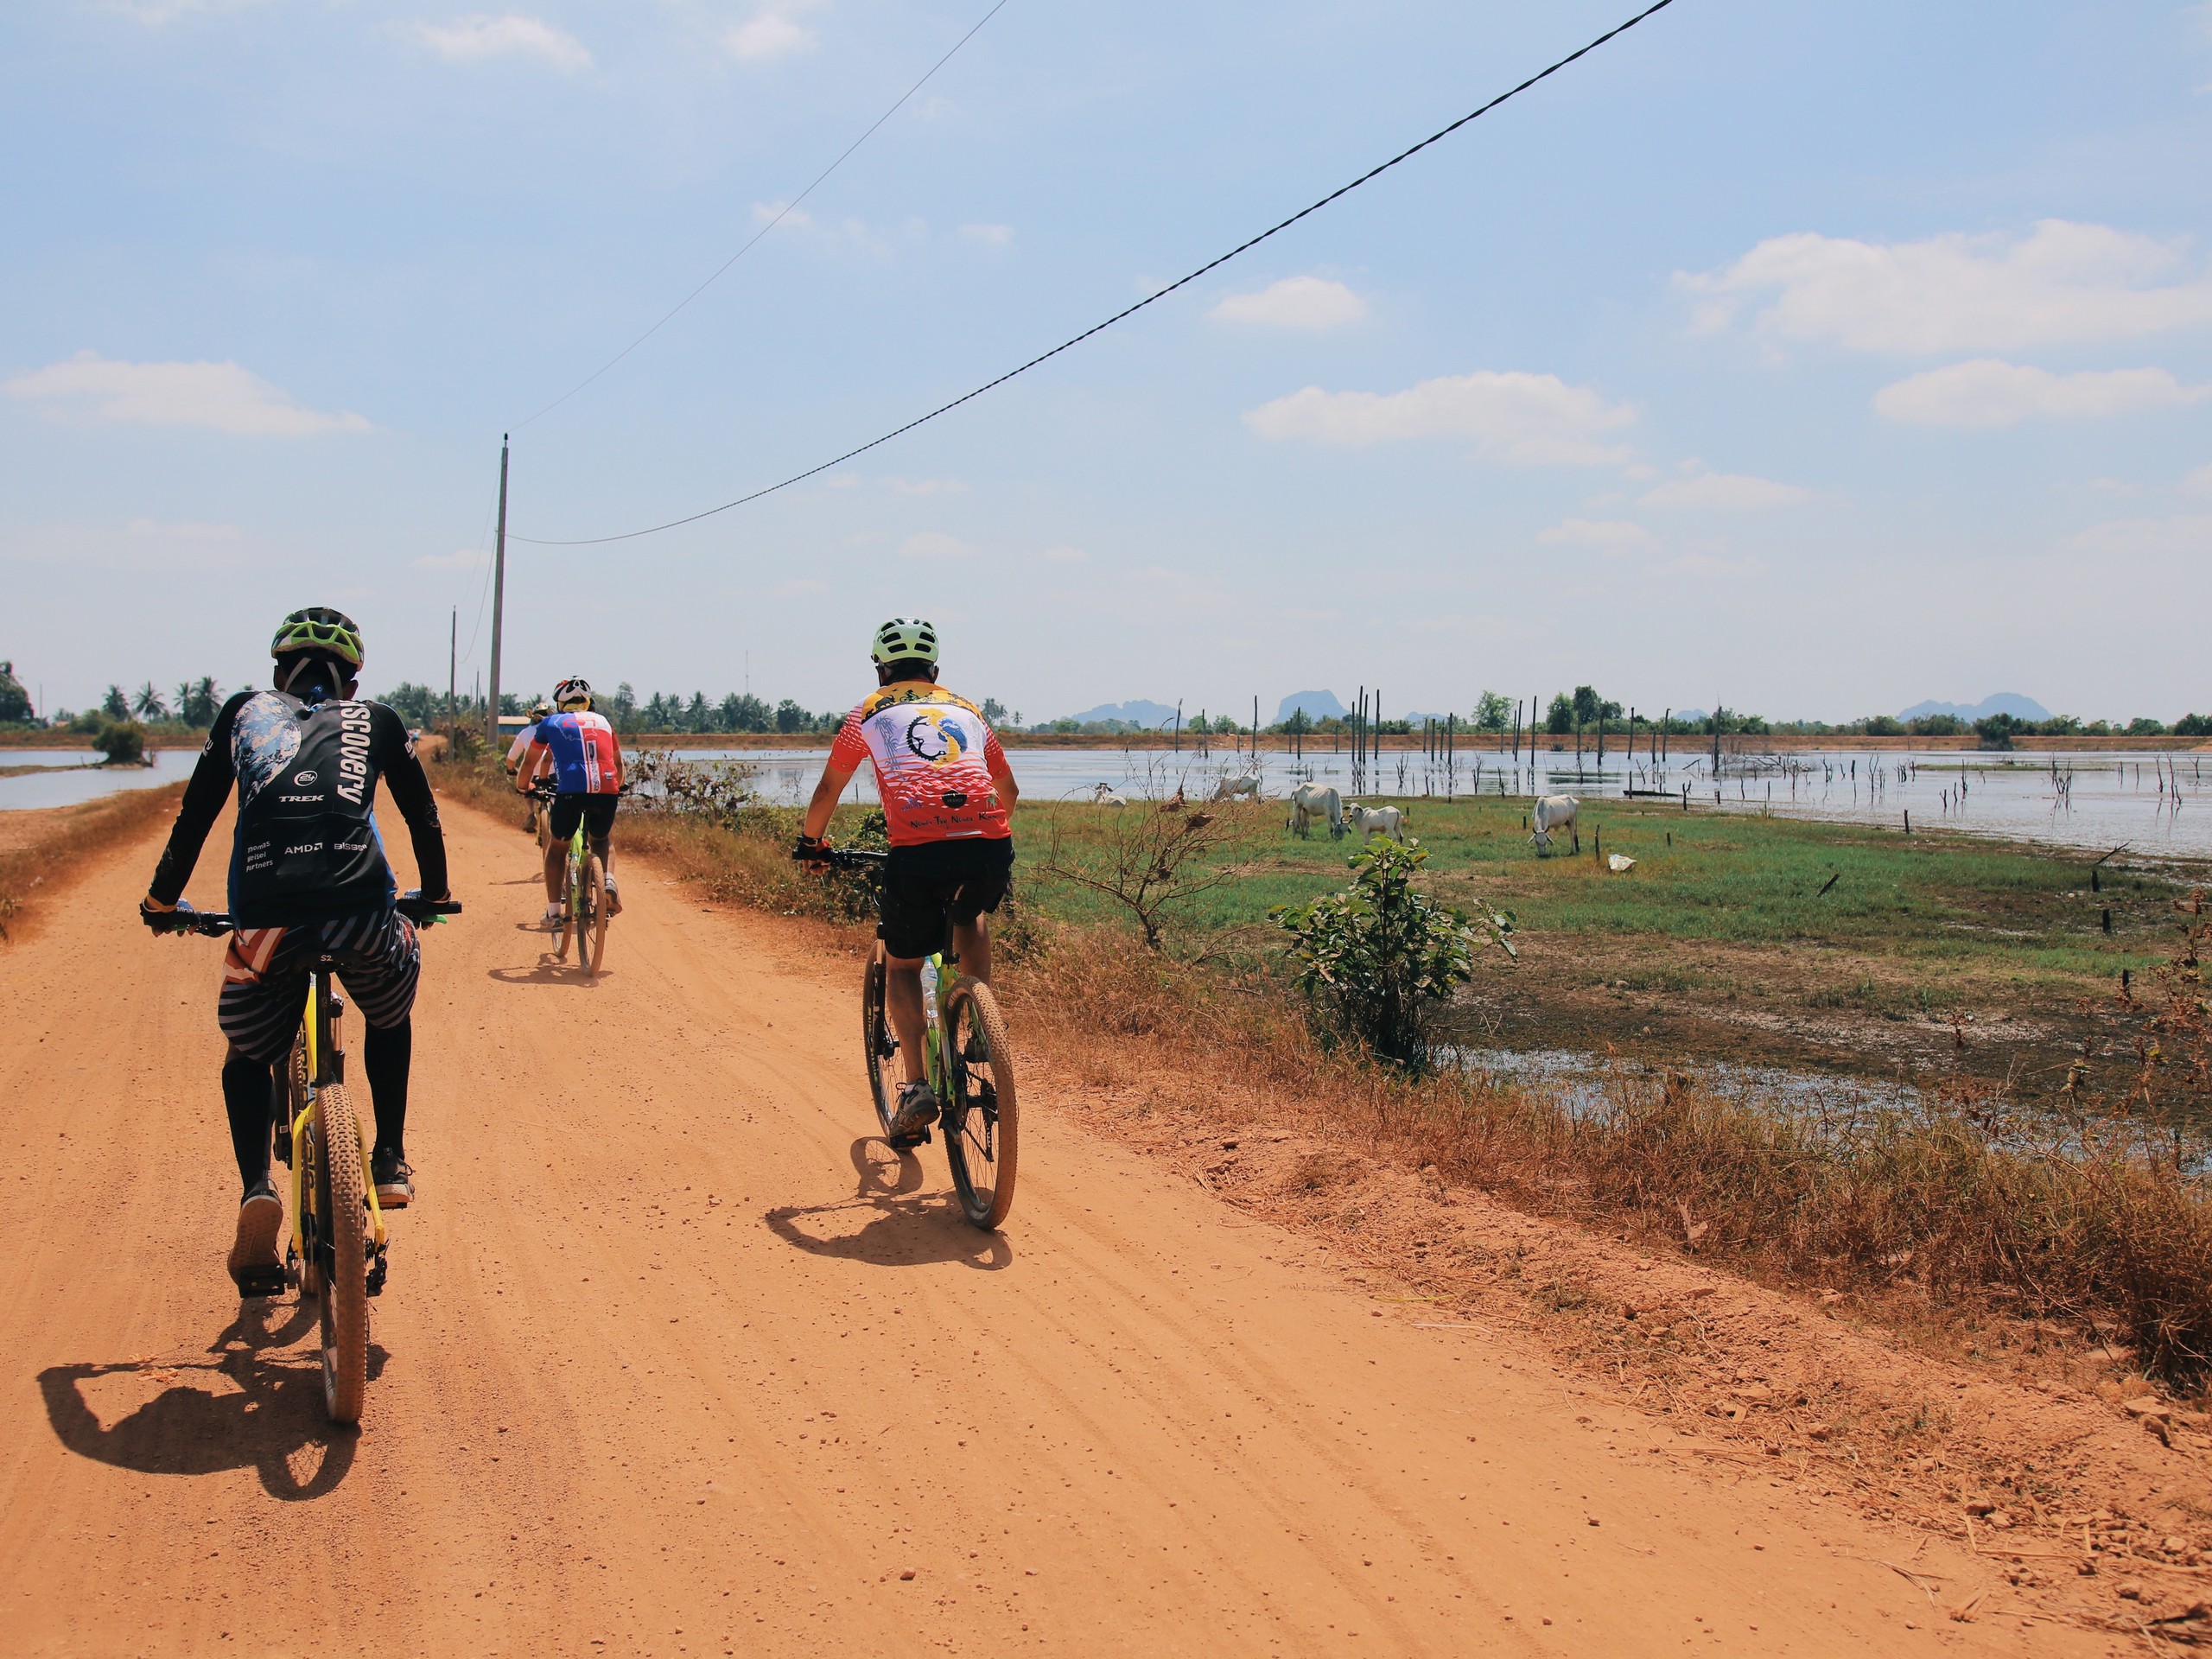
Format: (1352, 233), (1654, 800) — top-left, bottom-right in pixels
(861, 949), (898, 1140)
(942, 981), (1018, 1230)
(315, 1082), (371, 1425)
(582, 855), (608, 976)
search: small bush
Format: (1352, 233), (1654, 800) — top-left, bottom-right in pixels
(1273, 838), (1514, 1071)
(92, 721), (146, 765)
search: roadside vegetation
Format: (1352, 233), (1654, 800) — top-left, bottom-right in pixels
(0, 782), (186, 939)
(431, 747), (2212, 1389)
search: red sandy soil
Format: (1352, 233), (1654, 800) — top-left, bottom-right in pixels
(1, 797), (2203, 1656)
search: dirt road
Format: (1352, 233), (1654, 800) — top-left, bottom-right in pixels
(0, 798), (2107, 1656)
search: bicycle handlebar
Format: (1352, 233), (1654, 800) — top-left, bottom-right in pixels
(526, 779), (633, 799)
(791, 843), (887, 870)
(143, 891), (462, 935)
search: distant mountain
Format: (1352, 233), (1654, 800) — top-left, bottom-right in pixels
(1277, 690), (1347, 722)
(1897, 692), (2050, 723)
(1060, 698), (1179, 728)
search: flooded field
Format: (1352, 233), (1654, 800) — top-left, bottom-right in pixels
(646, 741), (2209, 861)
(10, 736), (2198, 863)
(0, 749), (196, 810)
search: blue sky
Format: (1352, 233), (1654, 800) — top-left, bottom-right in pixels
(3, 0), (2209, 725)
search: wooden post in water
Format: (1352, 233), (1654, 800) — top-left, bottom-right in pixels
(1662, 708), (1669, 766)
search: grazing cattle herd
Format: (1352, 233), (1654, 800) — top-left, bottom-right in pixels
(1067, 771), (1599, 865)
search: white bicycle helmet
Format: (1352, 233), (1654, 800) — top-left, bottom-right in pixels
(554, 677), (593, 709)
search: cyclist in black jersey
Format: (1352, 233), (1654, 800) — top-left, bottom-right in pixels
(141, 607), (452, 1294)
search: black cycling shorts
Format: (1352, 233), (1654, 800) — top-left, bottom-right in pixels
(549, 792), (619, 844)
(879, 837), (1014, 962)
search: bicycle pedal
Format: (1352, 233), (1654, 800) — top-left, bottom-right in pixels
(366, 1251), (389, 1299)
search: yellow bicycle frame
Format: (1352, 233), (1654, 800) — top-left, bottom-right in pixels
(286, 977), (386, 1268)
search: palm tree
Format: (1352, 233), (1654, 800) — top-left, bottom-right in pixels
(102, 684), (130, 721)
(183, 677), (220, 726)
(133, 682), (168, 720)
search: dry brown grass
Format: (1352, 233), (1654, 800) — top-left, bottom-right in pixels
(0, 782), (188, 939)
(1000, 916), (2212, 1389)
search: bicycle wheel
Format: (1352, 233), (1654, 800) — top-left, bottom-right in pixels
(941, 981), (1019, 1230)
(581, 855), (608, 976)
(312, 1083), (371, 1425)
(860, 949), (899, 1139)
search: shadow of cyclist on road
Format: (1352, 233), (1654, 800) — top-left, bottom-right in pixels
(761, 1138), (1012, 1270)
(37, 1301), (372, 1498)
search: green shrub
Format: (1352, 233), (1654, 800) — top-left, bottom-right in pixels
(1272, 838), (1514, 1071)
(93, 721), (145, 765)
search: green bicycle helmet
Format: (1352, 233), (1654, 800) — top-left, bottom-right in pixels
(270, 606), (365, 668)
(869, 617), (938, 668)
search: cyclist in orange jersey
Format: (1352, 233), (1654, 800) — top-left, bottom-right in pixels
(798, 619), (1019, 1138)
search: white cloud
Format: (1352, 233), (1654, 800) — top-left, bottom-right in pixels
(959, 224), (1014, 247)
(884, 477), (967, 496)
(412, 547), (491, 571)
(2183, 461), (2212, 497)
(1244, 371), (1635, 466)
(1873, 360), (2210, 428)
(898, 531), (975, 560)
(726, 4), (818, 62)
(2068, 514), (2212, 559)
(1638, 471), (1812, 511)
(1041, 544), (1089, 563)
(1209, 276), (1368, 331)
(416, 15), (593, 70)
(1681, 221), (2212, 353)
(1537, 518), (1652, 550)
(776, 577), (828, 595)
(2, 352), (371, 436)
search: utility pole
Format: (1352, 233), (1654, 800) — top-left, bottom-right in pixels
(486, 435), (510, 747)
(446, 607), (457, 736)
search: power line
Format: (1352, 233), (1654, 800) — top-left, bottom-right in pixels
(512, 0), (1677, 547)
(513, 0), (1015, 430)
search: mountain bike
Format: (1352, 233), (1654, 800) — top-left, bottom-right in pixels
(146, 891), (461, 1425)
(797, 846), (1019, 1230)
(529, 780), (618, 976)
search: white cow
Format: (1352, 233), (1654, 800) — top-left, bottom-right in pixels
(1090, 782), (1128, 807)
(1288, 782), (1345, 839)
(1345, 802), (1406, 842)
(1531, 794), (1580, 855)
(1211, 772), (1262, 802)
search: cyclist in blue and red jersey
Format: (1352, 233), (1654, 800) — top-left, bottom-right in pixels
(514, 677), (625, 925)
(798, 619), (1019, 1138)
